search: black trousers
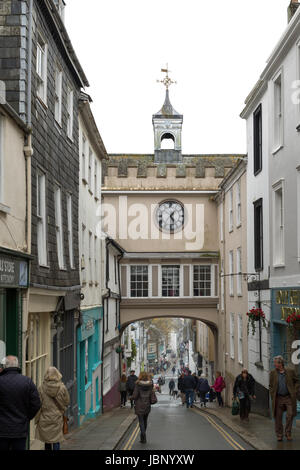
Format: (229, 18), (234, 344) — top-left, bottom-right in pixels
(216, 392), (224, 406)
(138, 413), (149, 436)
(0, 438), (27, 451)
(239, 396), (251, 419)
(120, 391), (127, 406)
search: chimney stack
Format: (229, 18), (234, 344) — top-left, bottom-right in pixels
(288, 0), (300, 23)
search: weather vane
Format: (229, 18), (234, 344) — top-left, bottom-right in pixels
(157, 64), (177, 90)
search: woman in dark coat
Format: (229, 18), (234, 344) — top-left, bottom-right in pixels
(233, 368), (256, 422)
(131, 371), (155, 444)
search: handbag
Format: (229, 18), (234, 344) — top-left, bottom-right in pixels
(53, 396), (69, 435)
(231, 399), (240, 416)
(150, 389), (158, 405)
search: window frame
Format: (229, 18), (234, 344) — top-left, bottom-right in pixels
(272, 179), (285, 267)
(228, 189), (233, 232)
(130, 265), (149, 298)
(253, 198), (264, 271)
(236, 247), (242, 296)
(237, 314), (243, 365)
(229, 251), (234, 296)
(161, 265), (180, 298)
(36, 33), (48, 105)
(272, 70), (284, 154)
(66, 193), (74, 269)
(236, 179), (241, 227)
(253, 104), (262, 175)
(37, 170), (48, 267)
(230, 313), (235, 360)
(193, 265), (212, 297)
(66, 86), (74, 140)
(54, 65), (63, 125)
(54, 183), (65, 270)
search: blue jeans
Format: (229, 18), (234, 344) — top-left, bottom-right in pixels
(45, 442), (60, 451)
(185, 390), (194, 408)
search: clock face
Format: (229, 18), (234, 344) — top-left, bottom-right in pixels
(156, 200), (184, 233)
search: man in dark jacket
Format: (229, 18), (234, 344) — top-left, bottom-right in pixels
(183, 370), (197, 408)
(126, 370), (138, 409)
(0, 356), (41, 450)
(197, 374), (211, 407)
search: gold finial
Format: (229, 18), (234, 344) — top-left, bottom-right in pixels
(156, 64), (177, 90)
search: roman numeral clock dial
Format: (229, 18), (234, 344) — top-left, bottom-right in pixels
(156, 201), (184, 233)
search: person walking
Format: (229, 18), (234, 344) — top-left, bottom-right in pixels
(269, 355), (300, 442)
(131, 371), (156, 444)
(183, 370), (197, 408)
(178, 373), (186, 405)
(126, 370), (138, 409)
(233, 368), (256, 423)
(192, 373), (199, 403)
(0, 356), (41, 451)
(119, 374), (127, 408)
(197, 374), (211, 407)
(35, 366), (70, 450)
(172, 366), (176, 376)
(168, 378), (175, 396)
(211, 371), (226, 407)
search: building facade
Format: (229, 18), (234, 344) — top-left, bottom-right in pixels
(216, 159), (249, 405)
(0, 102), (31, 368)
(77, 92), (107, 424)
(0, 0), (89, 440)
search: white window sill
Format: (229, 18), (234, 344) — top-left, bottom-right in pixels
(229, 228), (233, 233)
(272, 145), (283, 156)
(236, 223), (242, 229)
(273, 263), (285, 268)
(0, 203), (11, 215)
(38, 264), (50, 269)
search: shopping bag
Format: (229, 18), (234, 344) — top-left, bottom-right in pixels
(231, 399), (240, 416)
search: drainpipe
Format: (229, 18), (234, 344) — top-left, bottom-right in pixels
(117, 252), (123, 378)
(22, 0), (33, 376)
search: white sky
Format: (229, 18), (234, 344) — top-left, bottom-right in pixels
(66, 0), (289, 155)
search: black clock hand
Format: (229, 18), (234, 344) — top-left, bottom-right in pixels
(170, 212), (175, 222)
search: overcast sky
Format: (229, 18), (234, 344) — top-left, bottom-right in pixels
(66, 0), (289, 155)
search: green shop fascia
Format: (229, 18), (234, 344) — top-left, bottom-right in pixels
(0, 248), (31, 366)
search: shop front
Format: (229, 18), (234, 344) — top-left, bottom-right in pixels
(0, 248), (30, 365)
(271, 288), (300, 419)
(77, 307), (103, 426)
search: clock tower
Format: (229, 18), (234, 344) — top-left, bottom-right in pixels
(153, 67), (183, 163)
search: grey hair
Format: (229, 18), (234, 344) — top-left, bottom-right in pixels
(1, 356), (19, 368)
(273, 355), (284, 365)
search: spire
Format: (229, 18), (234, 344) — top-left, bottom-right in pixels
(155, 65), (182, 118)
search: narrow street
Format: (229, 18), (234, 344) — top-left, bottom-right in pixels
(117, 376), (254, 451)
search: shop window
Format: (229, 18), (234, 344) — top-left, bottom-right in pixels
(25, 313), (50, 389)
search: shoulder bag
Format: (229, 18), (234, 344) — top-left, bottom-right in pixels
(150, 389), (158, 405)
(53, 396), (69, 435)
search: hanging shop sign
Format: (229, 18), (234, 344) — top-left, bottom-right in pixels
(0, 254), (29, 288)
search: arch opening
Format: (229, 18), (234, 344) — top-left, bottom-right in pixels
(160, 132), (175, 150)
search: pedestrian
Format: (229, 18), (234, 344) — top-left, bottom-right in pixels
(233, 368), (256, 423)
(178, 373), (186, 405)
(126, 370), (138, 409)
(197, 374), (211, 407)
(192, 373), (199, 402)
(211, 371), (226, 407)
(169, 378), (175, 396)
(269, 355), (300, 442)
(35, 366), (70, 451)
(172, 366), (176, 376)
(119, 374), (127, 408)
(183, 370), (197, 408)
(131, 371), (156, 444)
(0, 356), (41, 451)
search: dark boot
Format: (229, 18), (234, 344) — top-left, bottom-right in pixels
(140, 433), (146, 443)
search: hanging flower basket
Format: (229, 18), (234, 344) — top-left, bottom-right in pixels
(286, 312), (300, 330)
(116, 346), (122, 354)
(247, 308), (267, 336)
